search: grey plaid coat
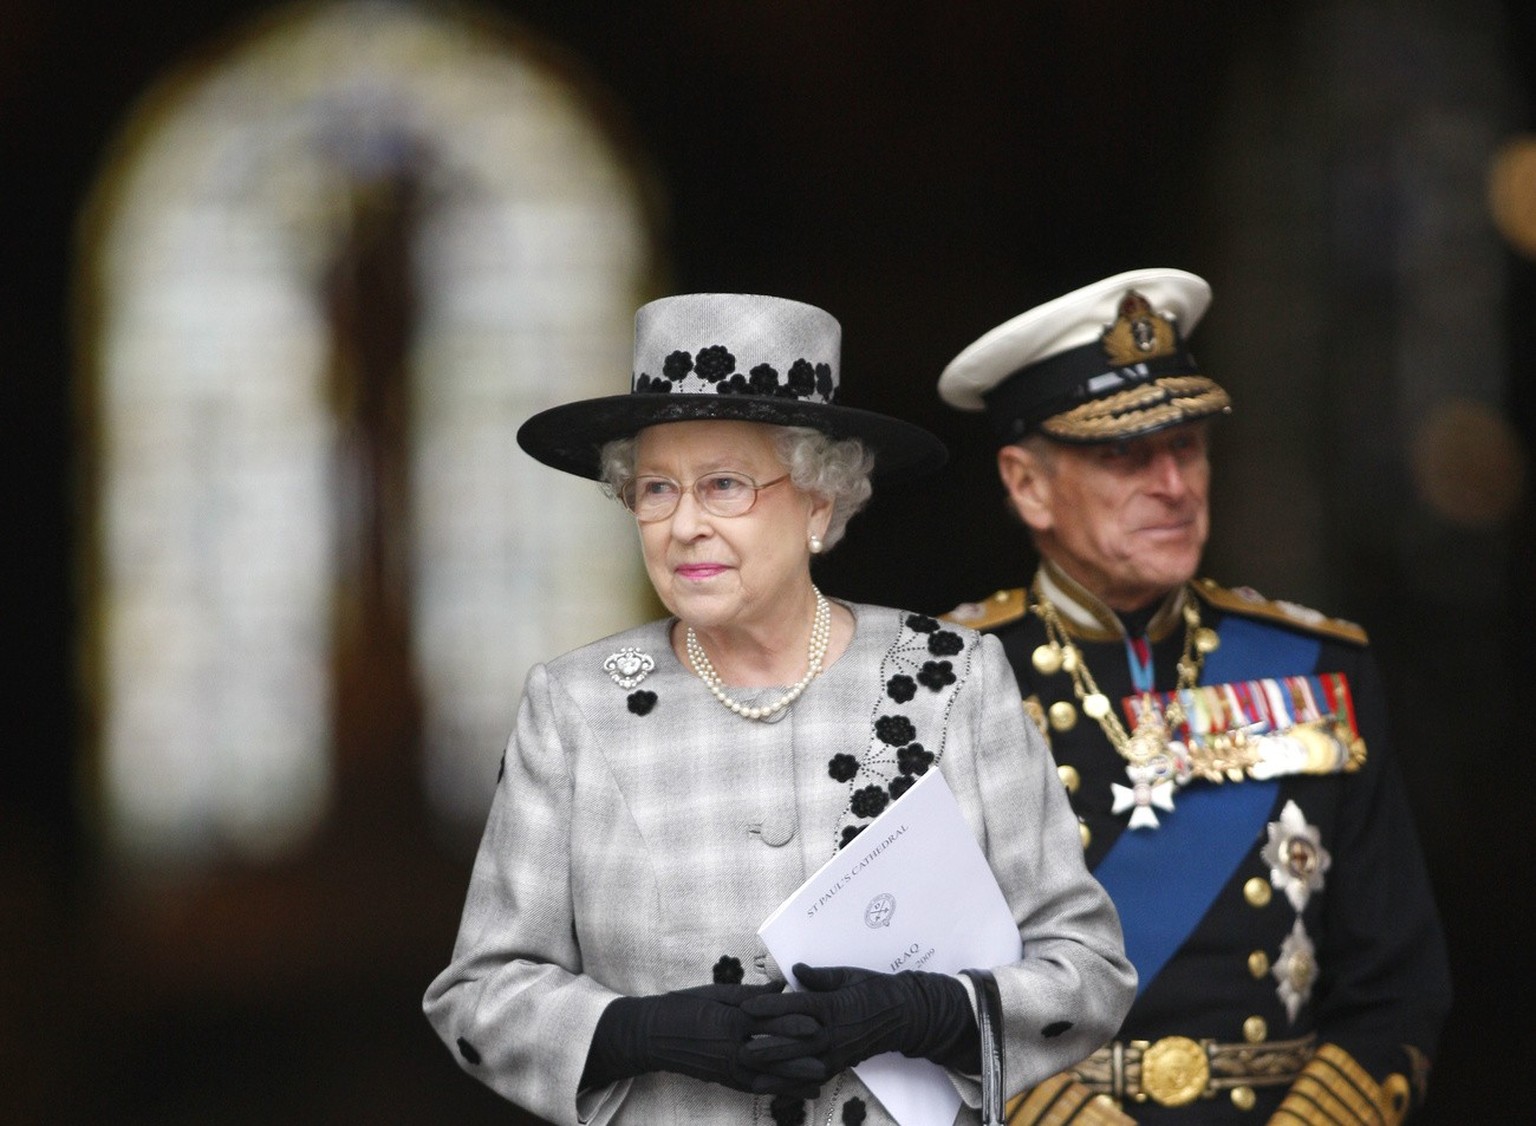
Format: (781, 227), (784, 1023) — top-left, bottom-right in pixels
(424, 602), (1134, 1125)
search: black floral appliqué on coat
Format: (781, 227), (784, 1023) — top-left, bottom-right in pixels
(834, 608), (975, 852)
(897, 743), (934, 776)
(927, 630), (964, 657)
(850, 785), (889, 819)
(712, 955), (744, 985)
(828, 753), (860, 783)
(770, 1095), (807, 1125)
(627, 690), (657, 716)
(916, 660), (956, 691)
(841, 1097), (868, 1124)
(875, 715), (917, 747)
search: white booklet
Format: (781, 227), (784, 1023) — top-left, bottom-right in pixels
(757, 769), (1023, 1125)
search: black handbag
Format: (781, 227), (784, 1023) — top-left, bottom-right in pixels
(959, 969), (1005, 1126)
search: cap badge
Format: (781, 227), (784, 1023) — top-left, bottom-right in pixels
(1100, 290), (1179, 366)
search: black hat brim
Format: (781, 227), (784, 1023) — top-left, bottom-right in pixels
(516, 392), (948, 481)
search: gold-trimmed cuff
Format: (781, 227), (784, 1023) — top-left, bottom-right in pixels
(1006, 1073), (1136, 1124)
(1268, 1042), (1410, 1126)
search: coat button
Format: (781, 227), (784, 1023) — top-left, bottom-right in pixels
(1248, 950), (1271, 979)
(1243, 1016), (1268, 1043)
(1243, 877), (1273, 908)
(750, 812), (796, 847)
(1048, 701), (1078, 731)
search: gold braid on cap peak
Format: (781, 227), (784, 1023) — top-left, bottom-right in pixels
(1040, 375), (1231, 442)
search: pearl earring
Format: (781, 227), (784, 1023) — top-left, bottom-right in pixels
(809, 533), (824, 554)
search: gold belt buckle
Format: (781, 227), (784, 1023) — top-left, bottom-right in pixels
(1138, 1036), (1210, 1107)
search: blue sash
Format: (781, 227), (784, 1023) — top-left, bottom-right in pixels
(1093, 615), (1320, 995)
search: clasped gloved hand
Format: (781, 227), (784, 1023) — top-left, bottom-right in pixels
(582, 982), (826, 1097)
(739, 964), (980, 1079)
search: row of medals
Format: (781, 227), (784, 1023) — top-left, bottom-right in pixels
(1028, 615), (1275, 820)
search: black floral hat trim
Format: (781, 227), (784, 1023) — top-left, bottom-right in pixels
(830, 607), (976, 850)
(636, 345), (835, 402)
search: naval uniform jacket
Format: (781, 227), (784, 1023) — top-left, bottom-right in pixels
(950, 567), (1450, 1123)
(424, 601), (1136, 1126)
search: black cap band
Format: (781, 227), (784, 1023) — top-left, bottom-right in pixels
(981, 341), (1201, 444)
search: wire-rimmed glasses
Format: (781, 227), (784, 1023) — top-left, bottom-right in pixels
(617, 471), (789, 522)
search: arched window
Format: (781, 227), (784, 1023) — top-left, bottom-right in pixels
(77, 0), (658, 869)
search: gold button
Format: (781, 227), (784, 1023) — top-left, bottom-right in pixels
(1078, 820), (1091, 850)
(1230, 1086), (1256, 1111)
(1057, 764), (1081, 793)
(1048, 701), (1078, 731)
(1032, 644), (1063, 675)
(1243, 877), (1272, 908)
(1247, 950), (1270, 979)
(1242, 1016), (1268, 1043)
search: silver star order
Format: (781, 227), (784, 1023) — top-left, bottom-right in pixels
(1261, 799), (1331, 911)
(1272, 916), (1319, 1023)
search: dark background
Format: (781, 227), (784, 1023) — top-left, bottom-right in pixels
(4, 1), (1534, 1122)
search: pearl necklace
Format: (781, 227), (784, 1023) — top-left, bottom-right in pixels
(685, 587), (832, 720)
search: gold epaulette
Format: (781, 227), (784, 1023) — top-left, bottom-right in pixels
(1192, 578), (1369, 647)
(940, 588), (1027, 631)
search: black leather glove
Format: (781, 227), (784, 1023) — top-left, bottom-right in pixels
(740, 963), (980, 1077)
(582, 982), (825, 1097)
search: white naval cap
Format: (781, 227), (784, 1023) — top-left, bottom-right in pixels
(937, 268), (1228, 445)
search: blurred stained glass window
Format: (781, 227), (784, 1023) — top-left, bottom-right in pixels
(78, 0), (656, 870)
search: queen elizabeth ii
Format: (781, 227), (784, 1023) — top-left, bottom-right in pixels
(424, 293), (1134, 1125)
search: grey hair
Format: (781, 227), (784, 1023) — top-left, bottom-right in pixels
(598, 425), (875, 550)
(1015, 433), (1058, 471)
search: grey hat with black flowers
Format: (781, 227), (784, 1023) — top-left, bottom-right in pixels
(516, 292), (947, 480)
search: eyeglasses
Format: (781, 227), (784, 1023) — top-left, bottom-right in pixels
(618, 472), (789, 522)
